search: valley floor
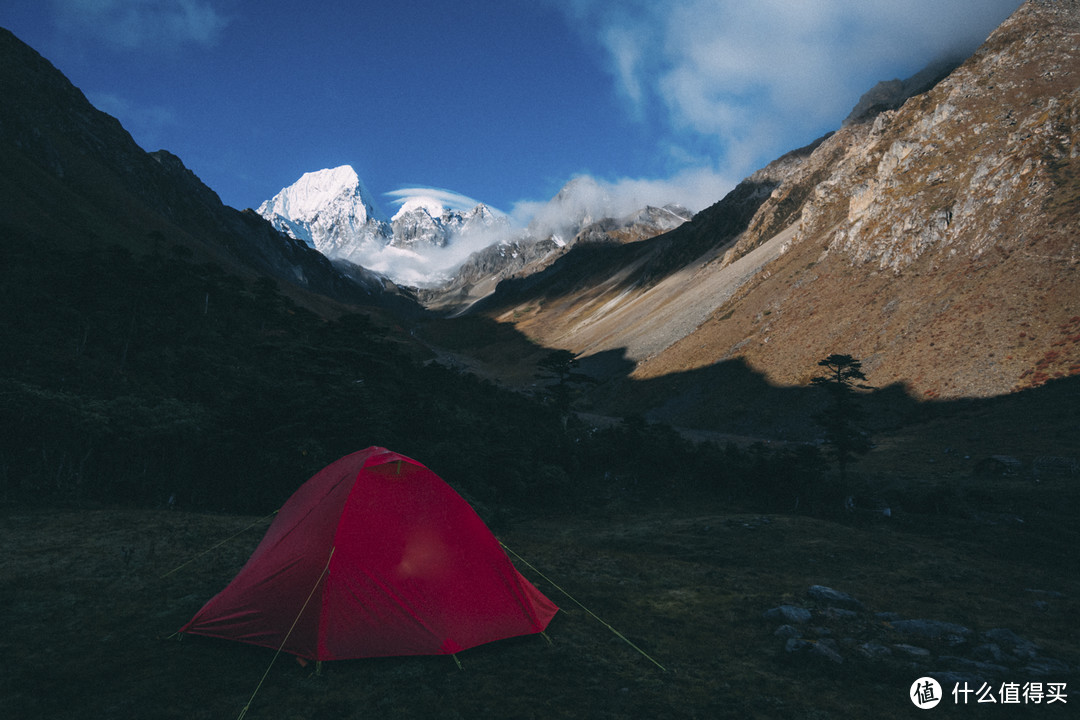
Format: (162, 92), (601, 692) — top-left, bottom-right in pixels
(2, 494), (1076, 719)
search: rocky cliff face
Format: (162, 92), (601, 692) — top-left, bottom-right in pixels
(796, 4), (1078, 277)
(469, 0), (1079, 417)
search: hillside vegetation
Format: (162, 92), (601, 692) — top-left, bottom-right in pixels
(0, 232), (840, 518)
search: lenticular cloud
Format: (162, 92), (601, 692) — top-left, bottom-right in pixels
(385, 187), (495, 216)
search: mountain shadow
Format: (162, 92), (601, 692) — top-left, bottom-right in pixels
(578, 351), (1080, 479)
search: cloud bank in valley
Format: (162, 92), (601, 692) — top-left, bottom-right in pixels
(510, 167), (737, 238)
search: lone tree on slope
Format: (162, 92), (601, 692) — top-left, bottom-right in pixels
(811, 354), (874, 483)
(536, 349), (595, 420)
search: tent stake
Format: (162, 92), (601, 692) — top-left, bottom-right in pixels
(452, 654), (464, 671)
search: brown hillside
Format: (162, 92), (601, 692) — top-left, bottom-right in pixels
(470, 1), (1079, 417)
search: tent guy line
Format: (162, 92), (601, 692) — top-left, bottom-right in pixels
(499, 540), (668, 673)
(159, 510), (278, 580)
(238, 547), (335, 720)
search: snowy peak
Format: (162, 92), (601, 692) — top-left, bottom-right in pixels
(257, 168), (514, 287)
(389, 195), (509, 250)
(256, 165), (391, 263)
(392, 195), (447, 220)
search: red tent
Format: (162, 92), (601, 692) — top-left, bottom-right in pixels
(180, 447), (558, 660)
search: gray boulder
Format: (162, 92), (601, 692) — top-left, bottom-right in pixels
(764, 605), (812, 624)
(785, 638), (844, 663)
(808, 585), (864, 610)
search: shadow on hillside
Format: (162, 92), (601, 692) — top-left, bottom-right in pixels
(422, 310), (1080, 464)
(581, 352), (1080, 477)
(579, 352), (899, 441)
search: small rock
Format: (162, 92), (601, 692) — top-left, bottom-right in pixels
(1023, 658), (1071, 676)
(813, 643), (844, 664)
(763, 605), (812, 624)
(820, 607), (859, 621)
(786, 637), (844, 664)
(1024, 588), (1064, 598)
(970, 643), (1006, 664)
(893, 643), (932, 657)
(981, 628), (1038, 659)
(808, 585), (864, 610)
(786, 638), (812, 653)
(858, 642), (893, 659)
(773, 624), (802, 639)
(938, 655), (1010, 677)
(931, 671), (982, 688)
(891, 619), (973, 646)
(817, 638), (842, 653)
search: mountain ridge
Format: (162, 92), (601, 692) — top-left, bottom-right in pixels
(255, 166), (689, 290)
(0, 27), (409, 311)
(459, 0), (1079, 422)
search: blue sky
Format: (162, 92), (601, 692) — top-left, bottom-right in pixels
(2, 0), (1022, 222)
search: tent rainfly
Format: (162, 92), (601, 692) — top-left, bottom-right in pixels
(180, 447), (558, 660)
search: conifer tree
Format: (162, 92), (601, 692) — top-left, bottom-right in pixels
(811, 354), (873, 483)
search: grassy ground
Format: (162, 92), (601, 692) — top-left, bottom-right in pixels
(1, 468), (1076, 720)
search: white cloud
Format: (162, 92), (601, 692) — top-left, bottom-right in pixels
(383, 187), (497, 215)
(555, 0), (1022, 177)
(352, 187), (509, 286)
(52, 0), (229, 50)
(511, 166), (738, 237)
(350, 226), (513, 289)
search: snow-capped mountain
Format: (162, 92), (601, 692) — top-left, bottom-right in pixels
(257, 166), (698, 293)
(257, 165), (392, 265)
(257, 167), (513, 286)
(390, 197), (509, 249)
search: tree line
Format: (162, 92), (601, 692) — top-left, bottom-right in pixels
(0, 236), (852, 518)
